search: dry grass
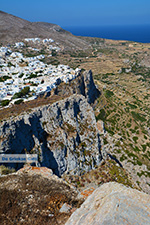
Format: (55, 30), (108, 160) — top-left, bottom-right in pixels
(63, 159), (136, 193)
(0, 94), (69, 121)
(0, 174), (83, 225)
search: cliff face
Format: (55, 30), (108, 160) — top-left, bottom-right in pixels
(0, 72), (102, 176)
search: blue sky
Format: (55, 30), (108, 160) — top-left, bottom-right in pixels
(1, 0), (150, 27)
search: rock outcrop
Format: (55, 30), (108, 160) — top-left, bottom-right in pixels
(0, 70), (102, 176)
(66, 182), (150, 225)
(0, 94), (102, 176)
(54, 70), (100, 105)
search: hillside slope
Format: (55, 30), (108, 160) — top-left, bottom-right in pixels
(0, 10), (90, 50)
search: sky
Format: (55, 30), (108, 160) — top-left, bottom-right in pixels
(1, 0), (150, 27)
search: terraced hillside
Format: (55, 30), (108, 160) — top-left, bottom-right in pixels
(74, 38), (150, 193)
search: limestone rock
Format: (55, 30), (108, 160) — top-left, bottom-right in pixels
(66, 182), (150, 225)
(0, 94), (102, 176)
(59, 203), (72, 213)
(82, 70), (100, 104)
(54, 70), (100, 105)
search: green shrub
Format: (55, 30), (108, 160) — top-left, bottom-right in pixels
(18, 73), (24, 78)
(125, 107), (129, 113)
(80, 68), (85, 73)
(7, 61), (14, 67)
(133, 136), (138, 143)
(13, 86), (30, 99)
(51, 49), (57, 56)
(0, 76), (11, 82)
(141, 145), (147, 152)
(0, 165), (15, 175)
(128, 103), (137, 109)
(28, 73), (37, 79)
(130, 128), (136, 133)
(104, 138), (108, 145)
(105, 128), (114, 135)
(127, 152), (137, 159)
(131, 111), (146, 122)
(137, 160), (142, 166)
(134, 146), (140, 152)
(96, 109), (106, 121)
(104, 90), (114, 98)
(144, 135), (147, 140)
(126, 123), (131, 128)
(14, 99), (24, 104)
(1, 99), (10, 107)
(120, 155), (127, 162)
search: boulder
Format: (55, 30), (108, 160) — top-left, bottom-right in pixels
(66, 182), (150, 225)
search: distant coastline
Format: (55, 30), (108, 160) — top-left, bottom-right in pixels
(63, 25), (150, 43)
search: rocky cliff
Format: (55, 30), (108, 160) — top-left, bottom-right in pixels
(66, 182), (150, 225)
(0, 71), (102, 176)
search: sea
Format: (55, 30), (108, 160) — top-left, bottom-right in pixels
(63, 25), (150, 43)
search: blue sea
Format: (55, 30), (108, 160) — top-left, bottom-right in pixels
(63, 25), (150, 43)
